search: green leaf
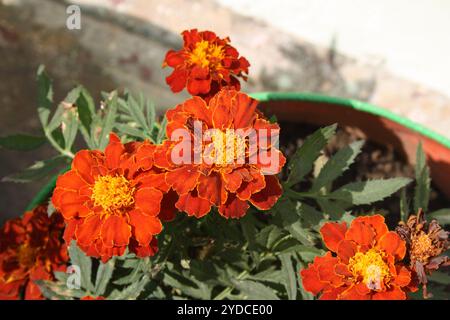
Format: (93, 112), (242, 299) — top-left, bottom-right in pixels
(110, 275), (150, 300)
(286, 124), (336, 187)
(428, 271), (450, 285)
(0, 134), (46, 151)
(2, 156), (67, 183)
(36, 65), (53, 126)
(127, 95), (150, 132)
(62, 109), (79, 151)
(312, 140), (364, 191)
(232, 279), (279, 300)
(400, 188), (409, 222)
(76, 88), (94, 132)
(428, 209), (450, 225)
(35, 280), (84, 300)
(279, 253), (297, 300)
(98, 93), (118, 150)
(328, 178), (412, 205)
(414, 142), (431, 213)
(94, 258), (115, 296)
(156, 116), (167, 144)
(68, 241), (94, 292)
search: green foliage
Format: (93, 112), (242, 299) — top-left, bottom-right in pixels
(0, 134), (46, 151)
(414, 142), (431, 213)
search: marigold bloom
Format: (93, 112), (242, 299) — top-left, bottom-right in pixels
(300, 215), (417, 300)
(396, 210), (449, 298)
(52, 133), (176, 262)
(0, 205), (68, 300)
(155, 89), (285, 219)
(163, 29), (250, 100)
(81, 296), (105, 300)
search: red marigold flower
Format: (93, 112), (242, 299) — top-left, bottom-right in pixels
(163, 29), (250, 101)
(300, 215), (417, 300)
(0, 205), (68, 300)
(154, 89), (285, 219)
(52, 133), (176, 262)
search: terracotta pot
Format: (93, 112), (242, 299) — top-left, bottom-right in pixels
(252, 92), (450, 199)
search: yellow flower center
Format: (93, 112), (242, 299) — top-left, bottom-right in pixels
(205, 130), (246, 166)
(348, 248), (391, 291)
(411, 232), (434, 263)
(189, 40), (225, 69)
(91, 175), (135, 212)
(17, 244), (37, 268)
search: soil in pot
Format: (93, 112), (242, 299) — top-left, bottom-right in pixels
(279, 121), (450, 228)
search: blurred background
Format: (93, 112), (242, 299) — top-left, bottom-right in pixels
(1, 0), (450, 220)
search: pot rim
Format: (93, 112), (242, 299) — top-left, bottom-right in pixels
(25, 91), (450, 211)
(250, 91), (450, 149)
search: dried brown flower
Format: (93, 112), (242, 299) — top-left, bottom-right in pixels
(396, 209), (449, 298)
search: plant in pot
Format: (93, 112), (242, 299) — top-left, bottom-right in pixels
(0, 29), (448, 300)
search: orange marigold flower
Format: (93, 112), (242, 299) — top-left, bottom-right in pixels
(154, 89), (286, 219)
(52, 133), (176, 262)
(300, 215), (417, 300)
(0, 205), (68, 300)
(163, 29), (250, 101)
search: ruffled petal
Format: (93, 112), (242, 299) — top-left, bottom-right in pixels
(176, 191), (212, 218)
(248, 175), (282, 210)
(320, 222), (347, 253)
(378, 231), (406, 260)
(129, 209), (162, 246)
(165, 166), (200, 195)
(134, 187), (163, 216)
(100, 215), (131, 248)
(218, 194), (249, 219)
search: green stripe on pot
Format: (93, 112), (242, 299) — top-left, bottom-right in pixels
(250, 92), (450, 149)
(25, 91), (450, 211)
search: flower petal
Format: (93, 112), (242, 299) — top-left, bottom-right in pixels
(218, 194), (249, 219)
(129, 209), (162, 246)
(134, 187), (163, 216)
(320, 222), (347, 253)
(100, 215), (131, 248)
(345, 219), (376, 246)
(176, 191), (212, 218)
(378, 231), (406, 260)
(197, 172), (228, 206)
(75, 215), (103, 246)
(165, 166), (200, 195)
(372, 285), (406, 300)
(248, 175), (282, 210)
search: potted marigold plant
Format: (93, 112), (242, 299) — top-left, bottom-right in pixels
(0, 29), (448, 300)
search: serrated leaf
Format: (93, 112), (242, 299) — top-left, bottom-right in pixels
(94, 258), (115, 296)
(279, 253), (297, 300)
(400, 188), (409, 222)
(286, 124), (336, 187)
(328, 178), (412, 205)
(232, 279), (279, 300)
(0, 134), (46, 151)
(2, 156), (67, 183)
(35, 280), (85, 300)
(36, 65), (53, 126)
(68, 241), (94, 292)
(62, 109), (78, 151)
(428, 209), (450, 225)
(414, 142), (431, 213)
(127, 95), (149, 132)
(110, 275), (149, 300)
(255, 225), (284, 250)
(76, 88), (94, 132)
(312, 140), (364, 191)
(98, 93), (118, 150)
(156, 116), (167, 144)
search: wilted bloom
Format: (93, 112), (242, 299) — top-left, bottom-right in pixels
(52, 133), (176, 262)
(0, 205), (68, 300)
(396, 210), (449, 298)
(163, 29), (250, 100)
(154, 89), (285, 219)
(300, 215), (417, 300)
